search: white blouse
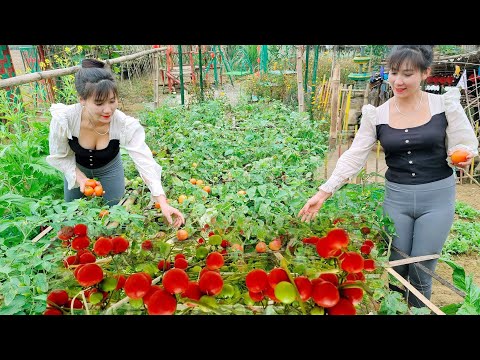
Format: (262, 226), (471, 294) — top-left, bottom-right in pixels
(320, 87), (479, 195)
(46, 103), (165, 197)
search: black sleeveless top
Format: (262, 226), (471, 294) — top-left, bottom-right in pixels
(68, 136), (120, 169)
(376, 112), (453, 184)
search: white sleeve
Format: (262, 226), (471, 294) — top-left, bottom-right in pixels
(123, 117), (165, 197)
(443, 87), (479, 157)
(45, 104), (77, 190)
(319, 104), (378, 194)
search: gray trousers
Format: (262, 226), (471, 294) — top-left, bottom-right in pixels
(64, 152), (125, 207)
(383, 173), (455, 308)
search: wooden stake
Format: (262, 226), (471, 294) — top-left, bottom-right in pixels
(386, 267), (445, 315)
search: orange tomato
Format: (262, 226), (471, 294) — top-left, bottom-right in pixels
(99, 209), (109, 218)
(85, 179), (97, 188)
(255, 241), (267, 253)
(94, 185), (104, 197)
(178, 195), (187, 204)
(84, 186), (94, 197)
(196, 179), (204, 186)
(176, 229), (189, 241)
(154, 202), (161, 209)
(189, 178), (197, 185)
(450, 149), (469, 165)
(202, 186), (211, 194)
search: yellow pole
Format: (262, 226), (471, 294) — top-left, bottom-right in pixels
(318, 75), (326, 110)
(343, 85), (352, 133)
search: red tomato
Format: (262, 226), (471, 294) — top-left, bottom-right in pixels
(123, 272), (151, 299)
(245, 269), (269, 293)
(162, 268), (189, 295)
(340, 252), (365, 273)
(75, 263), (104, 287)
(146, 288), (177, 315)
(294, 276), (312, 301)
(47, 289), (69, 307)
(311, 281), (340, 308)
(267, 268), (289, 288)
(327, 298), (356, 315)
(206, 252), (224, 270)
(199, 271), (224, 296)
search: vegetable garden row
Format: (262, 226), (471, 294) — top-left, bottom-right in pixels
(1, 88), (479, 316)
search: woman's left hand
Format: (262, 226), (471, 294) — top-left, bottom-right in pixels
(448, 149), (475, 169)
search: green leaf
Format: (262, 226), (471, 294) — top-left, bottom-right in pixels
(257, 184), (267, 197)
(0, 264), (13, 274)
(246, 187), (256, 199)
(441, 258), (467, 292)
(33, 273), (49, 293)
(0, 296), (26, 315)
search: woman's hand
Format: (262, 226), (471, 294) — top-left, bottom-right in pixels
(154, 195), (185, 228)
(75, 168), (89, 193)
(297, 189), (332, 223)
(448, 149), (475, 170)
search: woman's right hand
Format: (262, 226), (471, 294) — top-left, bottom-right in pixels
(297, 189), (332, 222)
(75, 168), (89, 193)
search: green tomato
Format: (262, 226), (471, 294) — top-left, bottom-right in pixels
(89, 292), (103, 305)
(274, 281), (296, 304)
(310, 306), (325, 315)
(195, 246), (209, 259)
(208, 235), (222, 246)
(243, 292), (255, 306)
(129, 298), (144, 309)
(199, 295), (217, 309)
(100, 277), (118, 292)
(191, 265), (202, 273)
(218, 283), (235, 298)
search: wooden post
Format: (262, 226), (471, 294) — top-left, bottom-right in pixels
(329, 64), (341, 149)
(296, 45), (305, 113)
(153, 51), (159, 108)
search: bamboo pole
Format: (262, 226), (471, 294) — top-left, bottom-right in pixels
(153, 52), (159, 108)
(0, 47), (167, 89)
(385, 267), (445, 315)
(0, 66), (80, 89)
(296, 45), (305, 112)
(329, 64), (341, 150)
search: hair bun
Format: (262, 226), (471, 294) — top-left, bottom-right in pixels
(81, 58), (105, 69)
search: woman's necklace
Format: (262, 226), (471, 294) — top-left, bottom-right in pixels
(84, 108), (110, 136)
(394, 91), (424, 117)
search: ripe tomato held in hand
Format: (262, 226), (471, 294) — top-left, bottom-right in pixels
(450, 149), (469, 165)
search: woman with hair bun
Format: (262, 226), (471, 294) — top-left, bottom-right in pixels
(47, 58), (185, 227)
(298, 45), (478, 308)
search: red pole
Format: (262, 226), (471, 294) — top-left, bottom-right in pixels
(166, 46), (173, 93)
(36, 45), (55, 103)
(190, 45), (196, 84)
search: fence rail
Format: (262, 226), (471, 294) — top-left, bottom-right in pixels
(0, 47), (166, 89)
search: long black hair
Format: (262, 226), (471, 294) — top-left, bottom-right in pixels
(75, 59), (118, 102)
(387, 45), (434, 72)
